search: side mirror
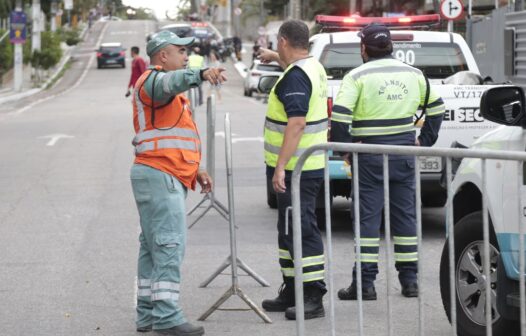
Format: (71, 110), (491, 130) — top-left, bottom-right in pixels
(258, 75), (279, 94)
(480, 86), (525, 127)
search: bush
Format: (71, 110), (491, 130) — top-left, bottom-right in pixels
(31, 31), (62, 70)
(0, 29), (13, 76)
(57, 27), (82, 46)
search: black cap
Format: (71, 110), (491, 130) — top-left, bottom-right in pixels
(357, 23), (391, 48)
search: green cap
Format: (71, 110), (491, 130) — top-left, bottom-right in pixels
(146, 31), (195, 56)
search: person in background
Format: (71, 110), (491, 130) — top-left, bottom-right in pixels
(125, 46), (147, 97)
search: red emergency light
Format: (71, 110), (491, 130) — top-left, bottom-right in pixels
(191, 22), (208, 27)
(315, 14), (441, 32)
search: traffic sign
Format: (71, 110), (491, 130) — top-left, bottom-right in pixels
(440, 0), (464, 21)
(9, 11), (27, 44)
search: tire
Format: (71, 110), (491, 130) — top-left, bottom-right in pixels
(247, 89), (253, 97)
(122, 63), (126, 68)
(439, 211), (519, 336)
(243, 88), (249, 97)
(422, 192), (447, 207)
(266, 177), (277, 209)
(97, 62), (102, 69)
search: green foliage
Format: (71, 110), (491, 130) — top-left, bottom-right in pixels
(0, 28), (13, 76)
(56, 27), (81, 46)
(31, 30), (61, 70)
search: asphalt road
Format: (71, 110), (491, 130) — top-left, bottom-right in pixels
(0, 20), (453, 336)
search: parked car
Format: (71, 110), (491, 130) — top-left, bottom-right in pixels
(243, 60), (283, 97)
(438, 85), (525, 335)
(96, 42), (126, 69)
(146, 22), (224, 47)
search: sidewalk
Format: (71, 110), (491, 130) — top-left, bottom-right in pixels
(0, 24), (88, 106)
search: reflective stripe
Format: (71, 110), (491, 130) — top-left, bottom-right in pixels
(279, 249), (292, 260)
(135, 139), (197, 154)
(135, 89), (146, 132)
(351, 123), (415, 137)
(358, 237), (380, 247)
(303, 270), (325, 282)
(331, 112), (353, 124)
(426, 105), (445, 116)
(351, 66), (422, 81)
(264, 142), (324, 158)
(358, 253), (379, 263)
(152, 281), (180, 291)
(133, 128), (199, 144)
(395, 252), (419, 262)
(393, 236), (418, 246)
(264, 119), (328, 134)
(138, 279), (151, 287)
(138, 289), (151, 296)
(281, 268), (325, 282)
(282, 268), (295, 277)
(302, 255), (325, 267)
(162, 72), (176, 95)
(151, 292), (179, 301)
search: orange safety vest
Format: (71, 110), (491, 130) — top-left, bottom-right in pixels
(132, 68), (201, 190)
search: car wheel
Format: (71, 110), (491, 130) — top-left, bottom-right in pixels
(247, 89), (253, 97)
(439, 211), (518, 336)
(97, 62), (102, 69)
(243, 88), (249, 97)
(122, 62), (126, 68)
(266, 177), (277, 209)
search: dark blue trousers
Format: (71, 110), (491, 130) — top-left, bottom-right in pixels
(352, 154), (418, 288)
(277, 177), (326, 291)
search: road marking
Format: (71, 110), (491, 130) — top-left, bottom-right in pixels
(5, 23), (109, 118)
(232, 137), (263, 143)
(38, 134), (74, 146)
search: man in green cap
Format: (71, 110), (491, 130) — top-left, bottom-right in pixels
(130, 30), (226, 336)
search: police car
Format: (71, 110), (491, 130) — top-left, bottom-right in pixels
(307, 14), (501, 212)
(438, 86), (525, 335)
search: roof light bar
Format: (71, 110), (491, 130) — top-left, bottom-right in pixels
(315, 14), (441, 32)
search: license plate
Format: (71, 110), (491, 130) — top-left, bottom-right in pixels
(419, 156), (442, 172)
(106, 59), (117, 64)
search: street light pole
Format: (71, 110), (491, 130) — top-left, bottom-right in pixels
(14, 0), (23, 92)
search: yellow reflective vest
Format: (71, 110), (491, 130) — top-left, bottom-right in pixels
(264, 57), (328, 171)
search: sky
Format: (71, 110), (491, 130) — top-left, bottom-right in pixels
(122, 0), (179, 19)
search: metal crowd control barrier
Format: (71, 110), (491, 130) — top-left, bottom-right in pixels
(187, 94), (230, 228)
(290, 142), (526, 336)
(198, 113), (272, 323)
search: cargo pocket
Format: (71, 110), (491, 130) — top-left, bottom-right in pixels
(155, 232), (182, 267)
(181, 149), (200, 166)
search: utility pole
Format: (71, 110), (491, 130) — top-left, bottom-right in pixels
(13, 0), (24, 92)
(291, 0), (300, 19)
(31, 0), (41, 52)
(50, 0), (57, 32)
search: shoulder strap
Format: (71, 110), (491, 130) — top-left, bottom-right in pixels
(414, 74), (430, 126)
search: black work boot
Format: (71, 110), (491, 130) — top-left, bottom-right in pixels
(337, 283), (377, 301)
(155, 322), (204, 336)
(401, 283), (419, 298)
(136, 324), (152, 332)
(284, 286), (325, 320)
(262, 282), (295, 312)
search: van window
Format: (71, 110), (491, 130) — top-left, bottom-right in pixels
(320, 42), (468, 79)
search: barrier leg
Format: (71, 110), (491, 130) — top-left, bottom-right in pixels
(187, 95), (230, 228)
(197, 113), (271, 323)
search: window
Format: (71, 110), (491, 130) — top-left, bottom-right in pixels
(319, 42), (468, 79)
(256, 64), (283, 72)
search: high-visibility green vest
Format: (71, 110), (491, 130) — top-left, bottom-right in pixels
(188, 54), (205, 69)
(333, 57), (444, 137)
(264, 57), (328, 171)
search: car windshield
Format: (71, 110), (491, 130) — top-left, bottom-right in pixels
(100, 47), (121, 52)
(256, 64), (283, 72)
(319, 42), (468, 80)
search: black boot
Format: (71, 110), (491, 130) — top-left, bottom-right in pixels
(337, 283), (377, 301)
(284, 286), (325, 320)
(262, 282), (295, 312)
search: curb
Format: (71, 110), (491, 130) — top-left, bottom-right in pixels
(0, 24), (88, 106)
